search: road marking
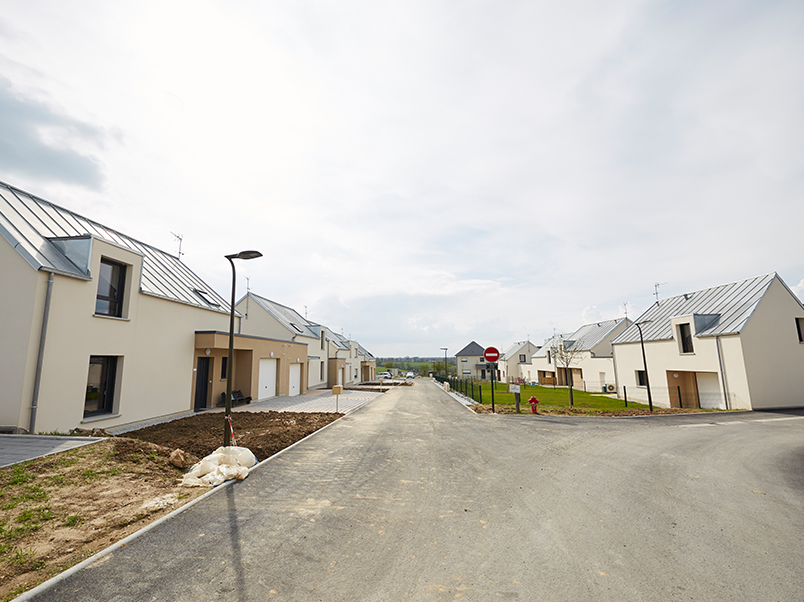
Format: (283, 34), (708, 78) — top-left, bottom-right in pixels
(678, 416), (804, 428)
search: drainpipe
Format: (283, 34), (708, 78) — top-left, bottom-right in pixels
(715, 335), (730, 410)
(30, 272), (54, 434)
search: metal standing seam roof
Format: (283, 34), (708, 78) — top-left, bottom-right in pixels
(0, 180), (230, 314)
(247, 293), (319, 340)
(565, 318), (629, 352)
(611, 272), (782, 345)
(532, 334), (573, 357)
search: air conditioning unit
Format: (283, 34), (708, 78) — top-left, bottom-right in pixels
(606, 384), (616, 393)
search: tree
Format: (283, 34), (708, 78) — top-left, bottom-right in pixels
(384, 362), (394, 370)
(551, 336), (584, 407)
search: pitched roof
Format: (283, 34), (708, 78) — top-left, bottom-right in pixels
(248, 293), (319, 339)
(501, 341), (535, 360)
(0, 180), (229, 313)
(456, 341), (485, 356)
(533, 334), (572, 357)
(612, 272), (784, 345)
(565, 318), (629, 351)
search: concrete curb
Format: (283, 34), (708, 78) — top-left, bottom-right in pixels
(11, 399), (377, 602)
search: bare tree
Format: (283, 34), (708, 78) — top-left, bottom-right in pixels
(551, 336), (584, 407)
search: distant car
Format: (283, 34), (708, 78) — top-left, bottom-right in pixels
(406, 372), (415, 378)
(377, 372), (393, 379)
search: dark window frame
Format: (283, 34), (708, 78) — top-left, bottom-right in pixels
(85, 355), (118, 417)
(220, 356), (228, 380)
(679, 323), (694, 353)
(95, 258), (126, 317)
(797, 318), (804, 343)
(636, 370), (647, 387)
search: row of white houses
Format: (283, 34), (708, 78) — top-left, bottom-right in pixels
(457, 272), (804, 410)
(0, 180), (375, 434)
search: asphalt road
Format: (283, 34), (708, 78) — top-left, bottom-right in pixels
(34, 380), (804, 601)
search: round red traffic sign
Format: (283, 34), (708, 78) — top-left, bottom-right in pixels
(483, 346), (500, 362)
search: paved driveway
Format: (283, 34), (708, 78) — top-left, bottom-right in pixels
(29, 381), (804, 601)
(0, 435), (102, 468)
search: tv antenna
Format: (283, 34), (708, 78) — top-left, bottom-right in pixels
(654, 282), (668, 302)
(170, 232), (184, 261)
(623, 301), (630, 320)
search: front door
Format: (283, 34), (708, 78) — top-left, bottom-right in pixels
(194, 357), (210, 411)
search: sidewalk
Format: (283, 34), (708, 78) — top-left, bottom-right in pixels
(0, 434), (103, 468)
(207, 387), (383, 415)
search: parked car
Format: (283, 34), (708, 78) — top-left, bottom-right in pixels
(377, 372), (393, 379)
(406, 372), (415, 378)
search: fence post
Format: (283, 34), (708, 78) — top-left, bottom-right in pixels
(624, 386), (628, 408)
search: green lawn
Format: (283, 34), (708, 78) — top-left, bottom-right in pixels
(455, 381), (650, 412)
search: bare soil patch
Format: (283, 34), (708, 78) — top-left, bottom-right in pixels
(0, 411), (339, 600)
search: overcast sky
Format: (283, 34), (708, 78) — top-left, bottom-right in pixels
(2, 0), (803, 357)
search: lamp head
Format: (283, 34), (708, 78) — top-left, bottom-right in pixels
(226, 250), (263, 260)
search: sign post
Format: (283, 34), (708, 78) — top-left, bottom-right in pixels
(484, 347), (500, 413)
(510, 384), (521, 412)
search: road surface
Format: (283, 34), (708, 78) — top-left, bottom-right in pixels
(34, 380), (804, 601)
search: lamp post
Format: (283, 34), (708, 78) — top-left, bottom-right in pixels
(224, 250), (262, 446)
(635, 320), (653, 412)
(441, 347), (448, 379)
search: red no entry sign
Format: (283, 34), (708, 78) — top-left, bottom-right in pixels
(483, 346), (500, 362)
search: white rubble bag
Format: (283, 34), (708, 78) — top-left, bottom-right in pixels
(180, 446), (258, 487)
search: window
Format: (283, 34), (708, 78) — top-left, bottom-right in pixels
(321, 332), (325, 350)
(679, 323), (694, 353)
(519, 354), (526, 362)
(461, 357), (468, 362)
(220, 356), (228, 380)
(463, 370), (471, 375)
(193, 289), (219, 307)
(85, 356), (118, 416)
(636, 370), (647, 387)
(797, 318), (804, 343)
(95, 258), (126, 317)
(547, 350), (551, 364)
(320, 362), (324, 380)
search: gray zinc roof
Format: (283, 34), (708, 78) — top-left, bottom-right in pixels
(248, 293), (319, 339)
(533, 334), (572, 357)
(456, 341), (485, 356)
(612, 272), (782, 345)
(566, 318), (629, 352)
(0, 180), (229, 313)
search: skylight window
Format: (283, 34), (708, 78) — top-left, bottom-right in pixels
(193, 289), (220, 307)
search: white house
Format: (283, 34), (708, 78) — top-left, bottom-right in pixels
(561, 319), (631, 393)
(530, 334), (571, 385)
(498, 340), (540, 383)
(611, 273), (804, 410)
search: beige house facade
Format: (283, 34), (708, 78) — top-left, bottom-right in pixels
(455, 341), (494, 380)
(611, 273), (804, 410)
(0, 181), (317, 433)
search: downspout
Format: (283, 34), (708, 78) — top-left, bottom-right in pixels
(715, 335), (730, 410)
(30, 272), (54, 434)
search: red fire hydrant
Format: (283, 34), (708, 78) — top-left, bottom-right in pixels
(528, 396), (539, 414)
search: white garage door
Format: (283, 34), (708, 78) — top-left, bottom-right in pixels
(259, 359), (277, 399)
(289, 363), (301, 397)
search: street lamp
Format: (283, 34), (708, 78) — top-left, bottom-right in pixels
(224, 250), (262, 446)
(441, 347), (448, 379)
(635, 320), (653, 412)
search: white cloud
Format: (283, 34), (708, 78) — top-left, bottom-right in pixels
(1, 0), (802, 355)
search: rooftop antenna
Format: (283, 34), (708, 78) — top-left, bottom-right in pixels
(170, 232), (184, 261)
(654, 282), (668, 303)
(244, 277), (250, 319)
(304, 305), (308, 320)
(623, 301), (629, 320)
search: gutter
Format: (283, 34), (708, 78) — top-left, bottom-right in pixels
(30, 272), (54, 434)
(715, 335), (731, 410)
